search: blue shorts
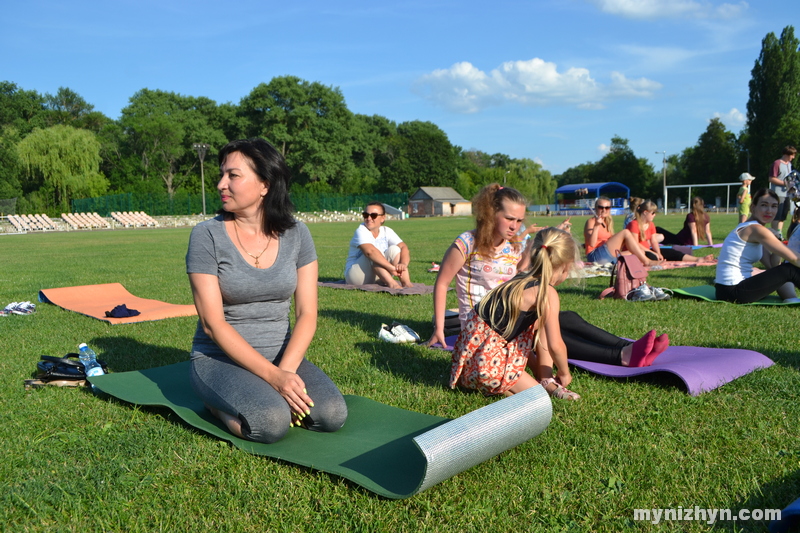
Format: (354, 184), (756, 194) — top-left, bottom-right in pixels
(587, 244), (616, 264)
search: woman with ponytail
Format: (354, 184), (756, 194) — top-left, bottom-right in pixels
(449, 228), (669, 400)
(626, 200), (714, 262)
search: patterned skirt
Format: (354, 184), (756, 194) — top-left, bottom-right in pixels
(449, 310), (535, 395)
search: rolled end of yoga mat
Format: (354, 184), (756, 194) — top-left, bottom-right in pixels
(412, 384), (552, 494)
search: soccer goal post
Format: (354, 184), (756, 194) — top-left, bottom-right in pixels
(664, 182), (740, 214)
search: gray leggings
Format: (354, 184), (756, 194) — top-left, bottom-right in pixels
(190, 355), (348, 444)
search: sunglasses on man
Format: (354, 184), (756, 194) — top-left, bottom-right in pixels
(362, 212), (383, 220)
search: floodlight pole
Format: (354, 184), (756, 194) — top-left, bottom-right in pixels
(193, 143), (210, 216)
(657, 151), (667, 215)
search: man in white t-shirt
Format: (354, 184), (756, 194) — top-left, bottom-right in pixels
(343, 202), (413, 288)
(769, 145), (797, 235)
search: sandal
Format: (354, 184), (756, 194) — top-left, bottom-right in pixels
(540, 378), (581, 401)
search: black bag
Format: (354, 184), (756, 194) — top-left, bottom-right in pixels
(36, 353), (108, 382)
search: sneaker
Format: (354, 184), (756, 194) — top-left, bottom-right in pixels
(390, 322), (421, 342)
(11, 301), (36, 315)
(783, 297), (800, 304)
(378, 322), (420, 343)
(427, 262), (440, 273)
(649, 285), (672, 301)
(626, 284), (655, 302)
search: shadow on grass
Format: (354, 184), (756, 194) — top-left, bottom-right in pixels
(320, 308), (432, 341)
(356, 341), (450, 389)
(719, 468), (800, 532)
(569, 366), (691, 395)
(91, 336), (187, 372)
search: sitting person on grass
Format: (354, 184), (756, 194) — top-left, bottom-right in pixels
(187, 138), (348, 444)
(450, 227), (669, 400)
(343, 202), (412, 289)
(626, 200), (714, 263)
(715, 188), (800, 304)
(583, 196), (656, 266)
(656, 196), (713, 246)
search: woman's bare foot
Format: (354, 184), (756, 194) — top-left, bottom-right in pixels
(206, 404), (244, 438)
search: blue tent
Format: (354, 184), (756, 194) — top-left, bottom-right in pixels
(554, 182), (630, 213)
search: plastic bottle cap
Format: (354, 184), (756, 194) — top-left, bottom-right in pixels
(78, 343), (87, 349)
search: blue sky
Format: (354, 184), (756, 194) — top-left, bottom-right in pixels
(1, 0), (794, 175)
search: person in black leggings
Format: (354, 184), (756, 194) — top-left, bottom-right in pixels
(715, 188), (800, 304)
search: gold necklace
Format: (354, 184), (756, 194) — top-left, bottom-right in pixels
(233, 220), (271, 268)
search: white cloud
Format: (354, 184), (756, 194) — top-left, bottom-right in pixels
(414, 59), (661, 114)
(598, 143), (611, 153)
(586, 0), (748, 20)
(713, 108), (746, 129)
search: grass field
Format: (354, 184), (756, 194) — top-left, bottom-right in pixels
(1, 212), (799, 532)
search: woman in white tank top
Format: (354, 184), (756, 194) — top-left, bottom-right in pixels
(715, 188), (800, 303)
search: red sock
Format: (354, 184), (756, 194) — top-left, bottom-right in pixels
(645, 334), (669, 366)
(628, 330), (656, 367)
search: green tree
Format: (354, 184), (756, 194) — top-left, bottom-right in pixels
(16, 125), (108, 212)
(746, 26), (800, 176)
(381, 120), (458, 192)
(556, 162), (594, 187)
(119, 89), (227, 198)
(683, 118), (739, 185)
(43, 87), (109, 132)
(506, 158), (557, 205)
(238, 76), (356, 192)
(0, 81), (46, 135)
(341, 114), (397, 194)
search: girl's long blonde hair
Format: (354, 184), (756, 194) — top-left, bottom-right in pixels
(476, 227), (580, 347)
(473, 183), (528, 258)
(633, 200), (658, 242)
(595, 196), (615, 234)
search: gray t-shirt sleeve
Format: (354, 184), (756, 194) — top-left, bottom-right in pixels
(186, 219), (220, 275)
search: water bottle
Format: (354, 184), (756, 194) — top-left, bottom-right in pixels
(78, 343), (104, 391)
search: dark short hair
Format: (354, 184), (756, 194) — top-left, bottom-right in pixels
(365, 201), (385, 215)
(218, 138), (296, 236)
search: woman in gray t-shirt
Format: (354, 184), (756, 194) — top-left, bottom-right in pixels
(186, 138), (347, 444)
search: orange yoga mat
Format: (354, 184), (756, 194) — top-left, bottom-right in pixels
(38, 283), (197, 324)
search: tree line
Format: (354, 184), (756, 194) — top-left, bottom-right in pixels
(1, 26), (797, 216)
(0, 77), (556, 215)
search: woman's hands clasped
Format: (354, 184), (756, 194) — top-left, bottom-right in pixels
(271, 368), (314, 426)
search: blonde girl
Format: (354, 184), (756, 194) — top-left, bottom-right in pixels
(626, 200), (713, 263)
(450, 228), (669, 400)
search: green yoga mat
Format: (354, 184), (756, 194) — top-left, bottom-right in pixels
(673, 285), (799, 305)
(89, 362), (552, 499)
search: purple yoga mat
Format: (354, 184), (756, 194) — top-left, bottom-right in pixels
(570, 346), (774, 396)
(432, 336), (773, 396)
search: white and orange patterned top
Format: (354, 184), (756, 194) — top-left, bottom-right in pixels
(453, 230), (524, 329)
